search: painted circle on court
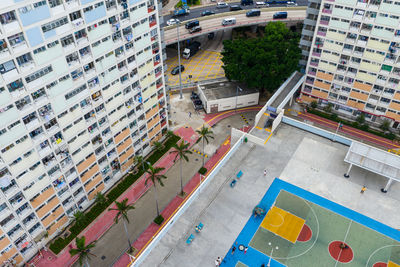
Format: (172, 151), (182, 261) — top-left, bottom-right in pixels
(328, 241), (353, 263)
(297, 224), (312, 242)
(372, 263), (387, 267)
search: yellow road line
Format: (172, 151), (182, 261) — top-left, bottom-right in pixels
(265, 128), (271, 133)
(264, 133), (273, 144)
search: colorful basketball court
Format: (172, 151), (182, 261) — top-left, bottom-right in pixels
(221, 179), (400, 267)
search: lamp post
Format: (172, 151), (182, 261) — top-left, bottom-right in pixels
(332, 122), (342, 142)
(235, 86), (243, 113)
(176, 22), (183, 99)
(267, 242), (278, 267)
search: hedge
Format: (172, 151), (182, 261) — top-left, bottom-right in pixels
(198, 167), (207, 175)
(306, 108), (396, 140)
(49, 134), (181, 254)
(153, 215), (164, 225)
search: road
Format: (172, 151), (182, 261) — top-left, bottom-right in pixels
(162, 0), (308, 25)
(164, 9), (306, 44)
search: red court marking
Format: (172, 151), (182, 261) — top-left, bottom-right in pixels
(373, 263), (387, 267)
(297, 224), (312, 242)
(328, 241), (354, 263)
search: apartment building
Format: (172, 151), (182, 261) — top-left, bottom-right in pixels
(0, 0), (168, 264)
(301, 0), (400, 129)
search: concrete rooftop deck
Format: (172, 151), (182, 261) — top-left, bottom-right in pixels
(140, 123), (400, 267)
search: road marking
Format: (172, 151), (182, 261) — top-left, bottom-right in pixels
(191, 149), (208, 158)
(264, 133), (273, 144)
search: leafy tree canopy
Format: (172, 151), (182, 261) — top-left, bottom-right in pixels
(221, 22), (301, 94)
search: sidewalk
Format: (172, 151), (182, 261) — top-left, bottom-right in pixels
(296, 112), (400, 150)
(203, 106), (263, 127)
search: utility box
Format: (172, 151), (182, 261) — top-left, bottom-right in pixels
(197, 81), (259, 114)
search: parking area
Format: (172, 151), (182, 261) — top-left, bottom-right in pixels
(166, 49), (225, 86)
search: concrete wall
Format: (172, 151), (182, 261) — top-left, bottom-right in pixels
(205, 93), (259, 114)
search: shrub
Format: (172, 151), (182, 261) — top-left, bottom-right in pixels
(49, 134), (181, 254)
(310, 100), (318, 109)
(154, 215), (164, 225)
(356, 113), (365, 124)
(198, 167), (207, 175)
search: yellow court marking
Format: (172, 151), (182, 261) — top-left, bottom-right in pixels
(261, 206), (305, 243)
(264, 113), (269, 116)
(265, 128), (271, 133)
(255, 126), (263, 130)
(389, 261), (400, 267)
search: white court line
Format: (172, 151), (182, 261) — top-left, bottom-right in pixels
(365, 245), (400, 267)
(334, 220), (353, 267)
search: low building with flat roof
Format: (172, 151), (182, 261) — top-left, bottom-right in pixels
(197, 81), (259, 113)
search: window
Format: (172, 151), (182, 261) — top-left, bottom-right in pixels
(41, 17), (68, 33)
(0, 60), (16, 74)
(65, 84), (87, 100)
(25, 66), (53, 83)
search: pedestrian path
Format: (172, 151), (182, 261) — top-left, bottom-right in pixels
(298, 112), (400, 150)
(203, 106), (263, 127)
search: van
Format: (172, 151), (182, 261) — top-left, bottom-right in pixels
(222, 18), (236, 26)
(273, 11), (287, 19)
(216, 2), (228, 8)
(246, 9), (261, 17)
(229, 4), (242, 11)
(286, 1), (297, 6)
(185, 20), (199, 29)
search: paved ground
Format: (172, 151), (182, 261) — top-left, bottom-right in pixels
(141, 123), (400, 266)
(166, 49), (225, 86)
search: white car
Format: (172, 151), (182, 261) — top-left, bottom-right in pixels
(286, 1), (298, 6)
(166, 18), (180, 26)
(216, 2), (229, 8)
(256, 1), (269, 7)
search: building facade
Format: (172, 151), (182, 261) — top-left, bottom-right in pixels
(0, 0), (168, 264)
(301, 0), (400, 129)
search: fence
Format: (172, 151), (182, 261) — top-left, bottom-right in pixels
(130, 132), (246, 266)
(282, 116), (352, 146)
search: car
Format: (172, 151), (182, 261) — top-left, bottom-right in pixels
(273, 11), (287, 19)
(246, 9), (261, 17)
(216, 2), (229, 8)
(189, 26), (202, 33)
(166, 18), (180, 26)
(229, 5), (242, 11)
(201, 10), (215, 16)
(255, 1), (269, 7)
(185, 20), (199, 29)
(286, 1), (298, 6)
(171, 65), (185, 75)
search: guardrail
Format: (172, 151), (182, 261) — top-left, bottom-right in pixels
(129, 132), (246, 266)
(282, 116), (353, 146)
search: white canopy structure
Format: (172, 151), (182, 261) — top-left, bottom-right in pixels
(344, 142), (400, 192)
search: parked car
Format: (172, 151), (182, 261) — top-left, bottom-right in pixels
(201, 10), (215, 16)
(216, 2), (229, 8)
(185, 20), (199, 29)
(166, 18), (180, 26)
(286, 1), (298, 6)
(229, 4), (242, 11)
(171, 65), (185, 75)
(189, 26), (202, 33)
(240, 0), (253, 5)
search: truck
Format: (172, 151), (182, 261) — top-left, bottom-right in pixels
(173, 7), (190, 17)
(183, 41), (201, 59)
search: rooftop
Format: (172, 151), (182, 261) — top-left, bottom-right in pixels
(140, 123), (400, 266)
(198, 81), (259, 101)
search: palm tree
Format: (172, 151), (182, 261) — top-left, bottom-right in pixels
(108, 198), (135, 252)
(69, 236), (96, 267)
(94, 192), (107, 207)
(145, 165), (167, 216)
(170, 141), (192, 196)
(152, 141), (164, 152)
(133, 155), (146, 172)
(71, 210), (86, 227)
(195, 125), (214, 166)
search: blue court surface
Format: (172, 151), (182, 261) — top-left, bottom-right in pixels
(221, 178), (400, 267)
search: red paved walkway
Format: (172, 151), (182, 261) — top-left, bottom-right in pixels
(299, 112), (400, 150)
(203, 106), (263, 127)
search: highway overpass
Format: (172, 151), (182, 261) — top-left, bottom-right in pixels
(163, 7), (307, 45)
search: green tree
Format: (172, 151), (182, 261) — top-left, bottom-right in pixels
(108, 198), (135, 252)
(152, 141), (164, 152)
(166, 130), (175, 140)
(195, 126), (214, 167)
(71, 211), (86, 228)
(380, 120), (391, 132)
(94, 192), (107, 207)
(221, 21), (301, 95)
(356, 113), (366, 124)
(69, 236), (96, 267)
(310, 100), (318, 109)
(145, 165), (167, 216)
(133, 155), (146, 172)
(170, 141), (192, 195)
